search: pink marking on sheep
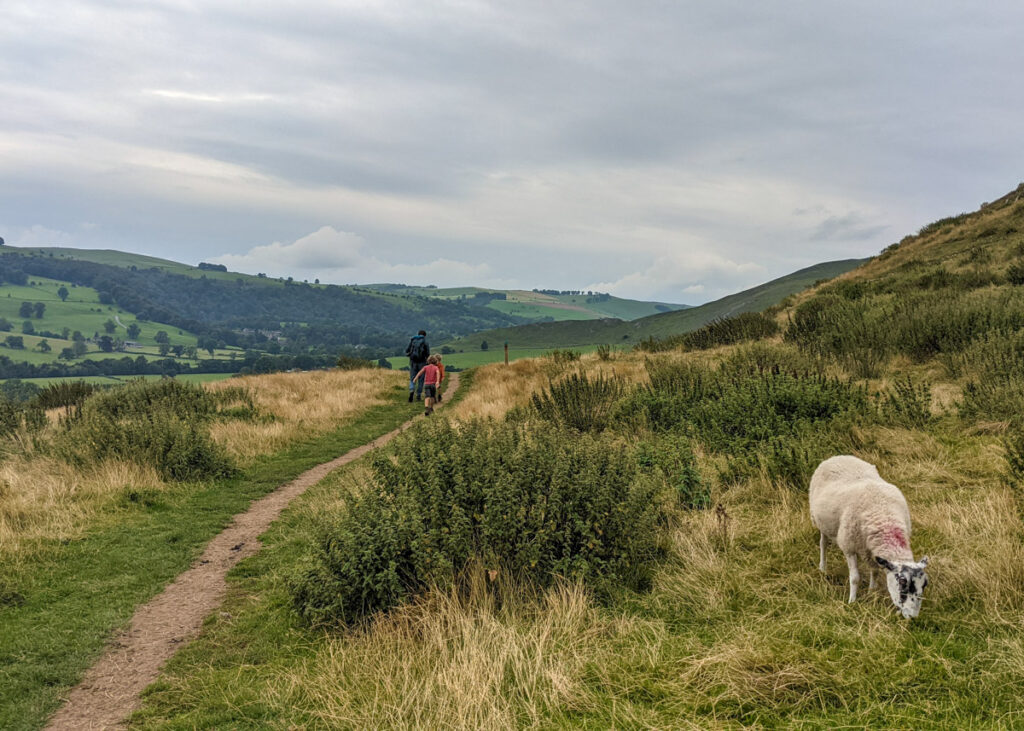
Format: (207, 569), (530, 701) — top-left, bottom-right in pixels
(882, 526), (908, 551)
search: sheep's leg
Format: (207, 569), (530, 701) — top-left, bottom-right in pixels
(846, 553), (860, 603)
(819, 532), (827, 572)
(868, 568), (877, 591)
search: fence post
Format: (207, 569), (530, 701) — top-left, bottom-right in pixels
(504, 341), (509, 365)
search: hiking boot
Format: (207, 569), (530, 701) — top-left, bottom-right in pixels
(416, 394), (422, 401)
(408, 392), (414, 402)
(425, 407), (433, 416)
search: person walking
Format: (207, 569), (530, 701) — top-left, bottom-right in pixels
(405, 329), (430, 401)
(413, 355), (442, 415)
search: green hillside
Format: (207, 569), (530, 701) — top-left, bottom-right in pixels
(363, 284), (688, 322)
(0, 274), (240, 369)
(441, 258), (866, 351)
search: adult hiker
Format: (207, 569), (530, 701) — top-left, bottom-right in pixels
(405, 329), (430, 401)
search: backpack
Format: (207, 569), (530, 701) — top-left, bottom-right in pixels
(407, 337), (428, 362)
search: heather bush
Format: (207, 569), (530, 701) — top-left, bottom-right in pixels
(291, 419), (664, 626)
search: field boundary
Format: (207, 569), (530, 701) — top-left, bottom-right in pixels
(45, 373), (459, 730)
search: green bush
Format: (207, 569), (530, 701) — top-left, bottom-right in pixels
(529, 371), (625, 432)
(637, 311), (780, 353)
(54, 379), (234, 481)
(291, 419), (663, 626)
(879, 377), (933, 428)
(957, 333), (1024, 422)
(634, 433), (710, 509)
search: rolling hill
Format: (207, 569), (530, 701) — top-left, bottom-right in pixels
(362, 284), (688, 322)
(441, 258), (867, 352)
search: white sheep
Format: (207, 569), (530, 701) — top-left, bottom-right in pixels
(809, 455), (930, 618)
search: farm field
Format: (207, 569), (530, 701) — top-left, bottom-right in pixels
(0, 373), (237, 387)
(385, 344), (614, 370)
(0, 274), (241, 367)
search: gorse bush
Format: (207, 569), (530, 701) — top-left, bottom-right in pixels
(291, 419), (664, 626)
(529, 371), (625, 432)
(638, 311), (780, 353)
(54, 379), (235, 481)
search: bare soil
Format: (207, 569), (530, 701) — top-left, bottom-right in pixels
(46, 373), (459, 730)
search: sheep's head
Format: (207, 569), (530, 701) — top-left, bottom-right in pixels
(875, 556), (929, 619)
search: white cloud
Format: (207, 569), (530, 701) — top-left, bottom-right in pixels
(211, 226), (494, 287)
(5, 224), (76, 247)
(586, 249), (764, 303)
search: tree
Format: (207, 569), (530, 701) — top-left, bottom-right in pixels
(171, 344), (184, 357)
(21, 320), (34, 335)
(126, 322), (141, 340)
(98, 336), (114, 352)
(57, 285), (69, 301)
(18, 302), (32, 318)
(72, 340), (88, 357)
(480, 340), (489, 351)
(36, 339), (50, 353)
(154, 330), (169, 344)
(71, 330), (84, 342)
(33, 302), (45, 318)
(0, 318), (10, 332)
(61, 327), (70, 340)
(59, 347), (76, 361)
(4, 336), (24, 349)
(103, 319), (117, 334)
(184, 345), (197, 359)
(158, 342), (170, 356)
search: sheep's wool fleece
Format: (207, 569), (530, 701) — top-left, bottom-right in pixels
(809, 455), (913, 562)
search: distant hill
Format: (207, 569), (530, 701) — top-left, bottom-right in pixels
(0, 247), (530, 369)
(441, 259), (867, 351)
(362, 284), (688, 322)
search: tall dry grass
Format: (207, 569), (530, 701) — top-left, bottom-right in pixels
(208, 368), (404, 460)
(0, 456), (165, 560)
(453, 352), (649, 421)
(0, 368), (404, 561)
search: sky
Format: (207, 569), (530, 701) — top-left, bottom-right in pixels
(1, 1), (1022, 304)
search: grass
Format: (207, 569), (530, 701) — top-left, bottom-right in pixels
(0, 373), (236, 387)
(442, 259), (865, 351)
(0, 369), (413, 730)
(127, 358), (1024, 728)
(385, 344), (619, 370)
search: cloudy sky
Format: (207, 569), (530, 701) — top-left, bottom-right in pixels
(1, 1), (1021, 303)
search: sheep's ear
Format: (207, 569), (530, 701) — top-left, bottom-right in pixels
(919, 556), (929, 568)
(875, 556), (896, 571)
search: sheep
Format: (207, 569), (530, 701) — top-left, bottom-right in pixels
(809, 455), (930, 618)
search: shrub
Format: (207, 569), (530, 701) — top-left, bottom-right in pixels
(291, 419), (663, 626)
(336, 354), (375, 370)
(637, 311), (780, 353)
(529, 371), (625, 432)
(634, 433), (710, 509)
(596, 343), (612, 361)
(879, 377), (933, 428)
(53, 379), (234, 481)
(1007, 261), (1024, 285)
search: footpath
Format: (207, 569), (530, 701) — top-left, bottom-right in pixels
(46, 373), (459, 730)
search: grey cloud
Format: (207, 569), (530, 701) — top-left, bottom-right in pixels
(1, 1), (1023, 304)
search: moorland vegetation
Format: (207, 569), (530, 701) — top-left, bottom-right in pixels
(128, 186), (1024, 727)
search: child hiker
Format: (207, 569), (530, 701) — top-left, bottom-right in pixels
(434, 354), (445, 402)
(413, 355), (442, 416)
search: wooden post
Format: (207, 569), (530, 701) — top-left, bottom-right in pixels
(504, 341), (509, 365)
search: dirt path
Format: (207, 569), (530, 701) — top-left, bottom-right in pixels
(46, 373), (459, 730)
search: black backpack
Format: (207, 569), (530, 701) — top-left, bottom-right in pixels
(407, 337), (428, 362)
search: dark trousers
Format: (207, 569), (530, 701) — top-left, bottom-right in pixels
(409, 362), (426, 395)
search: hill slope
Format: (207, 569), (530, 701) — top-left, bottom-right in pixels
(363, 284), (688, 322)
(442, 258), (866, 351)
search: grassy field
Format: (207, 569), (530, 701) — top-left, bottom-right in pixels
(123, 187), (1024, 728)
(364, 284), (688, 322)
(385, 344), (616, 370)
(443, 258), (865, 351)
(0, 274), (241, 366)
(0, 373), (237, 387)
(0, 368), (411, 730)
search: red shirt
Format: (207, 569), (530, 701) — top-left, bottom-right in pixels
(421, 364), (440, 385)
